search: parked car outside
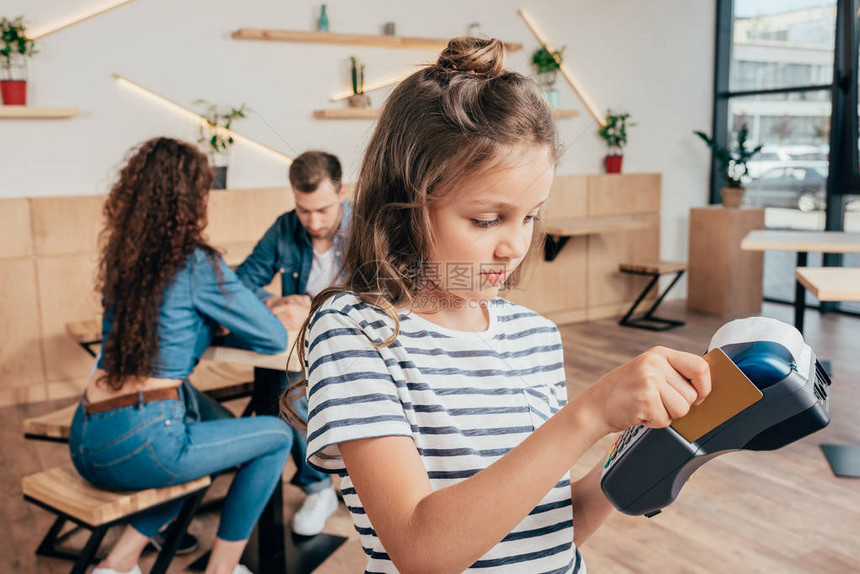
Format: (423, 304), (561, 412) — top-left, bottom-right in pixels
(746, 145), (828, 179)
(745, 165), (828, 211)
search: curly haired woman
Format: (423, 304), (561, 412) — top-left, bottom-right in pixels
(68, 137), (293, 574)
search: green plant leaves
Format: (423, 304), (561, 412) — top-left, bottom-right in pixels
(532, 44), (564, 74)
(694, 124), (762, 188)
(598, 110), (633, 151)
(195, 99), (248, 156)
(0, 16), (36, 64)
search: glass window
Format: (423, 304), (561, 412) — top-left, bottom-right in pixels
(727, 90), (832, 303)
(731, 1), (836, 92)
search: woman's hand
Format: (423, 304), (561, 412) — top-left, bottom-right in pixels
(577, 346), (711, 438)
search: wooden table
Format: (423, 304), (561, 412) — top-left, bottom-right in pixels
(794, 266), (860, 479)
(543, 216), (650, 261)
(197, 339), (347, 574)
(201, 340), (300, 372)
(740, 230), (860, 333)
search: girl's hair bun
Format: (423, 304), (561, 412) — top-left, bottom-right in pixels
(435, 37), (505, 79)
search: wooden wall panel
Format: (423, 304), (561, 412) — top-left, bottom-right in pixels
(505, 236), (588, 315)
(207, 187), (292, 245)
(0, 260), (45, 387)
(545, 176), (587, 219)
(587, 213), (660, 308)
(4, 174), (663, 403)
(588, 173), (661, 217)
(36, 254), (101, 381)
(0, 199), (33, 259)
(30, 196), (104, 255)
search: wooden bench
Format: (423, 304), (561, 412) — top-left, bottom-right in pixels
(795, 267), (860, 302)
(618, 261), (687, 331)
(23, 403), (79, 443)
(23, 467), (210, 574)
(795, 267), (860, 478)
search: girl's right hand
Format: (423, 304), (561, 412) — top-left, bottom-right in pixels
(578, 346), (711, 438)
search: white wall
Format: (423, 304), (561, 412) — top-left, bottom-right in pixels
(1, 0), (714, 293)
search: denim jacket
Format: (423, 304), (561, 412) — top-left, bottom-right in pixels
(97, 247), (288, 379)
(235, 200), (352, 300)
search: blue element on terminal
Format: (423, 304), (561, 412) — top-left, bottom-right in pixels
(720, 341), (793, 389)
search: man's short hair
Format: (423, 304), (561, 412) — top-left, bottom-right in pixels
(289, 151), (343, 193)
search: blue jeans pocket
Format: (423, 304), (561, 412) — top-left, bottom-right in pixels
(89, 438), (178, 489)
(76, 401), (185, 490)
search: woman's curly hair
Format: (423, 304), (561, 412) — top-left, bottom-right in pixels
(97, 137), (217, 390)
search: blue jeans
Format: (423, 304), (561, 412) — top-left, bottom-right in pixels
(69, 380), (291, 541)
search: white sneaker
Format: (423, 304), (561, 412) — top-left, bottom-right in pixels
(93, 566), (142, 574)
(232, 565), (253, 574)
(291, 487), (339, 536)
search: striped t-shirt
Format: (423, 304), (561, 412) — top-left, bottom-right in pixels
(305, 292), (583, 574)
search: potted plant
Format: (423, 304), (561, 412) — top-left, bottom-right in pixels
(195, 99), (247, 189)
(532, 44), (564, 109)
(347, 56), (369, 108)
(694, 124), (762, 208)
(0, 16), (36, 106)
(598, 110), (633, 173)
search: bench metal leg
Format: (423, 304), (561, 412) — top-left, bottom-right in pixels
(151, 488), (208, 574)
(34, 515), (96, 564)
(29, 486), (209, 574)
(36, 516), (72, 559)
(619, 270), (686, 331)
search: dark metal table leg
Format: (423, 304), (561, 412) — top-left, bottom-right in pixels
(794, 251), (808, 334)
(252, 367), (288, 574)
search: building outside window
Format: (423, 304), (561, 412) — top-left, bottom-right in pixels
(715, 0), (858, 313)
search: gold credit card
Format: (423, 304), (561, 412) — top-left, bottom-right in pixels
(670, 348), (764, 443)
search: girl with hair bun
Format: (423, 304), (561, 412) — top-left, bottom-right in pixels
(287, 38), (710, 573)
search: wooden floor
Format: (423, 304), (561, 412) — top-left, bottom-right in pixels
(3, 300), (858, 573)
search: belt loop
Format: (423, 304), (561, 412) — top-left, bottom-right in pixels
(137, 390), (144, 409)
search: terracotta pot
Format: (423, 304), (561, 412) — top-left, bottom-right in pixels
(1, 80), (27, 105)
(347, 94), (371, 108)
(604, 155), (623, 174)
(720, 186), (744, 208)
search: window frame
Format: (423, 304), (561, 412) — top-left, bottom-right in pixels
(711, 0), (857, 225)
(711, 0), (857, 313)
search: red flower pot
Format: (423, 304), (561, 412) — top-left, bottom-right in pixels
(604, 155), (623, 174)
(1, 80), (27, 105)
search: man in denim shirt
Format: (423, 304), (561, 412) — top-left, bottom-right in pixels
(236, 150), (351, 536)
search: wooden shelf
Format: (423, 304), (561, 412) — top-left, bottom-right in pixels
(314, 108), (579, 121)
(0, 106), (77, 119)
(544, 216), (650, 238)
(553, 109), (579, 119)
(313, 108), (380, 120)
(232, 29), (522, 52)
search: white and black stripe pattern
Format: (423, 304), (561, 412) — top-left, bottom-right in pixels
(306, 292), (582, 573)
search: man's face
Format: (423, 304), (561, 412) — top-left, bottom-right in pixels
(293, 177), (345, 240)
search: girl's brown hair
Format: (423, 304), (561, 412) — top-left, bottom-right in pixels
(283, 37), (560, 424)
(97, 137), (217, 390)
